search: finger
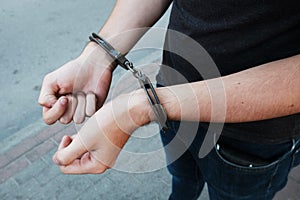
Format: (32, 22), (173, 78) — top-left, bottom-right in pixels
(57, 135), (72, 150)
(53, 133), (88, 166)
(42, 96), (68, 125)
(59, 152), (108, 174)
(38, 93), (57, 108)
(38, 76), (59, 107)
(53, 135), (72, 165)
(73, 92), (86, 124)
(59, 94), (78, 124)
(85, 93), (96, 117)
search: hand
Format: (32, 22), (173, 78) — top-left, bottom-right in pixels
(52, 91), (151, 174)
(38, 43), (115, 125)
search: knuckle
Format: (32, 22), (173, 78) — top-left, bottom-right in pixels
(85, 109), (94, 117)
(73, 116), (84, 124)
(55, 156), (67, 166)
(44, 117), (55, 125)
(38, 98), (44, 105)
(95, 165), (107, 174)
(59, 117), (70, 125)
(60, 166), (69, 174)
(43, 73), (52, 82)
(42, 75), (51, 86)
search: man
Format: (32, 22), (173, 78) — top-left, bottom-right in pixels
(39, 0), (300, 199)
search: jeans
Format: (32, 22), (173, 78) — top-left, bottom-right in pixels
(161, 121), (300, 200)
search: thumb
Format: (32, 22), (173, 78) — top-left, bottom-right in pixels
(42, 96), (69, 125)
(38, 93), (57, 108)
(53, 134), (88, 166)
(38, 82), (59, 108)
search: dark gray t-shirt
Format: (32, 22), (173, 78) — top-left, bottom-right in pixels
(158, 0), (300, 143)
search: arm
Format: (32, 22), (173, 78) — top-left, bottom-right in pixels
(98, 0), (172, 54)
(38, 0), (172, 124)
(158, 54), (300, 123)
(52, 54), (300, 174)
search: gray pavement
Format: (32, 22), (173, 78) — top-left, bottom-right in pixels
(0, 0), (116, 140)
(0, 0), (299, 199)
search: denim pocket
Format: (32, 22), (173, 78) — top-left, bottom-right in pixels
(201, 142), (294, 198)
(214, 143), (280, 172)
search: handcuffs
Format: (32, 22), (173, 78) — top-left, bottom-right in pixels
(89, 33), (169, 132)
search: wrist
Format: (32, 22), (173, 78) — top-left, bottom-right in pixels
(128, 89), (153, 127)
(79, 42), (117, 72)
(155, 86), (179, 121)
(128, 86), (176, 128)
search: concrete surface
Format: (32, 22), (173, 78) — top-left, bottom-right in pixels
(0, 0), (116, 140)
(0, 0), (299, 199)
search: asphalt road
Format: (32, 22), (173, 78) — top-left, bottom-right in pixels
(0, 0), (170, 140)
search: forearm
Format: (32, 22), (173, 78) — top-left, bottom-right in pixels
(154, 54), (300, 123)
(79, 0), (171, 71)
(97, 0), (172, 54)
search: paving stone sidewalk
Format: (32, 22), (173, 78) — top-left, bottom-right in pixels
(0, 122), (177, 200)
(1, 117), (300, 200)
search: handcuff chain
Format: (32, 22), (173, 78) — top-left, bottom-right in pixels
(89, 33), (169, 132)
(124, 60), (146, 81)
